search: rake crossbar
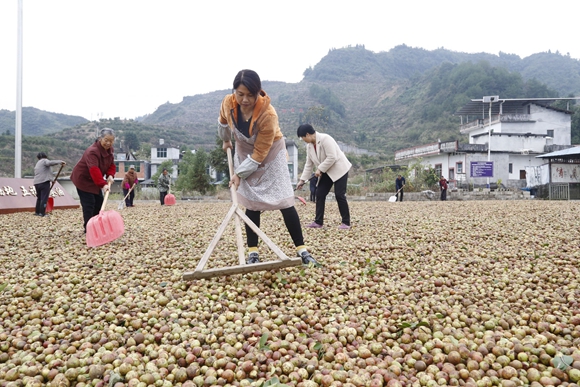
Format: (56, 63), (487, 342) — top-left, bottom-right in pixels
(183, 257), (302, 280)
(182, 148), (302, 280)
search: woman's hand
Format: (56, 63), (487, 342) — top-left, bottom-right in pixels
(315, 170), (322, 178)
(296, 180), (305, 190)
(229, 174), (240, 190)
(223, 141), (233, 151)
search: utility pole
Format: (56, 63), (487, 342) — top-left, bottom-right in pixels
(482, 96), (499, 188)
(15, 0), (23, 178)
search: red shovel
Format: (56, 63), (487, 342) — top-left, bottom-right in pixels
(46, 163), (65, 213)
(165, 183), (176, 206)
(86, 182), (125, 247)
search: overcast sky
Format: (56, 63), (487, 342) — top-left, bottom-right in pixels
(1, 0), (579, 121)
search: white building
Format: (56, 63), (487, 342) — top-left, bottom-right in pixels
(150, 139), (180, 180)
(286, 138), (299, 184)
(395, 97), (579, 189)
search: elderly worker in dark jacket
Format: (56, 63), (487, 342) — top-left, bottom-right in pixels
(157, 168), (171, 205)
(71, 128), (117, 232)
(33, 152), (65, 217)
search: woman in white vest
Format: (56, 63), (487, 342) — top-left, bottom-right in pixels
(296, 124), (352, 230)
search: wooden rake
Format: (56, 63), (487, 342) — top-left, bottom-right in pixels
(182, 148), (302, 280)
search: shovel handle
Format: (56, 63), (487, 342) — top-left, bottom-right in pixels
(122, 182), (137, 201)
(101, 181), (112, 211)
(49, 163), (65, 190)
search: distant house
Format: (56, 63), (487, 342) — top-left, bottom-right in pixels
(530, 147), (580, 200)
(150, 139), (180, 180)
(114, 151), (146, 181)
(394, 97), (579, 189)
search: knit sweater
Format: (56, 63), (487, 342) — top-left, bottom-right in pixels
(34, 159), (64, 185)
(71, 140), (116, 194)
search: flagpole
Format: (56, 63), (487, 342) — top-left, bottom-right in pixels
(15, 0), (23, 178)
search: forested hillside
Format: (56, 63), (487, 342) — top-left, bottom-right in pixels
(2, 45), (579, 177)
(0, 119), (199, 177)
(0, 107), (88, 136)
(142, 45), (580, 154)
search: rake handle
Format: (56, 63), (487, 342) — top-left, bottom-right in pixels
(49, 163), (65, 190)
(227, 148), (239, 204)
(227, 147), (246, 265)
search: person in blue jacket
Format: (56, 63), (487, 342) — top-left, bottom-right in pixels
(395, 174), (406, 202)
(309, 172), (317, 202)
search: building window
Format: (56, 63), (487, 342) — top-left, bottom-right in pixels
(509, 163), (513, 174)
(449, 168), (455, 180)
(547, 130), (554, 138)
(435, 164), (442, 177)
(157, 148), (167, 158)
(114, 162), (119, 173)
(456, 162), (463, 174)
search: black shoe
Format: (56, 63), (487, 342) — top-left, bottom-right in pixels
(299, 251), (320, 267)
(246, 252), (260, 264)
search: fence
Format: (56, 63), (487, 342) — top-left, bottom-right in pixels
(549, 183), (569, 200)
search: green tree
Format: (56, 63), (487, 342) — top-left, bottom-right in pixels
(124, 132), (140, 151)
(138, 143), (151, 161)
(176, 149), (213, 195)
(301, 106), (330, 130)
(407, 159), (439, 190)
(208, 136), (230, 181)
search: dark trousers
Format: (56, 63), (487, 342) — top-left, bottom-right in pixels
(441, 189), (447, 201)
(245, 207), (304, 248)
(76, 188), (104, 232)
(309, 187), (316, 202)
(34, 181), (51, 215)
(396, 189), (404, 202)
(160, 191), (167, 205)
(315, 172), (350, 226)
(123, 188), (135, 207)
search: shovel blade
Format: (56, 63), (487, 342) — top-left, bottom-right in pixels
(388, 196), (397, 202)
(86, 210), (125, 247)
(46, 197), (54, 213)
(165, 194), (176, 206)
